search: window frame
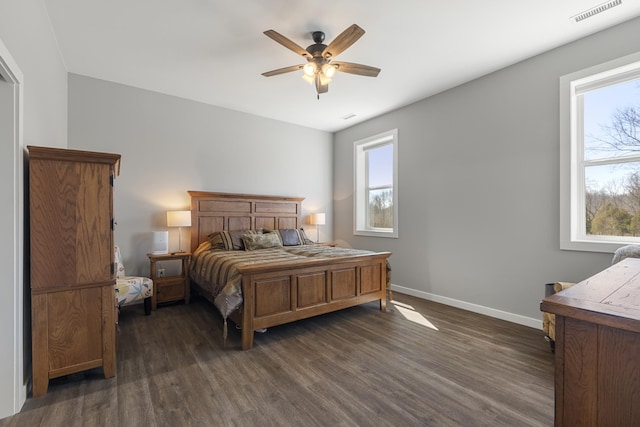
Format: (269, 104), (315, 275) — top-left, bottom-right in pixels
(353, 128), (399, 238)
(560, 52), (640, 253)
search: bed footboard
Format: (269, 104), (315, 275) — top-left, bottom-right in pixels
(236, 252), (390, 350)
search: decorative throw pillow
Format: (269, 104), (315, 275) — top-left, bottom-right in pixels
(221, 230), (259, 250)
(207, 232), (227, 250)
(278, 229), (302, 246)
(299, 228), (315, 245)
(242, 232), (283, 251)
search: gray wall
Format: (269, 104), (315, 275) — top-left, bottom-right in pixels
(0, 1), (67, 148)
(68, 74), (333, 276)
(334, 17), (640, 326)
(0, 0), (68, 418)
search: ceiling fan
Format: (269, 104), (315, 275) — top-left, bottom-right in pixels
(261, 24), (381, 98)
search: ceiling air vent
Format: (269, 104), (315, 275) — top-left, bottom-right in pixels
(572, 0), (622, 22)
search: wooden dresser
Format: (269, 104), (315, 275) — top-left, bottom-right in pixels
(28, 146), (120, 397)
(540, 257), (640, 426)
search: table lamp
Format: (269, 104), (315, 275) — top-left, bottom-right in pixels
(166, 210), (191, 253)
(309, 212), (325, 243)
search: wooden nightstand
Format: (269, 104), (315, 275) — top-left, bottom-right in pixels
(317, 242), (336, 247)
(148, 252), (191, 309)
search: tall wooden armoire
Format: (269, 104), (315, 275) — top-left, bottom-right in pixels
(28, 145), (120, 397)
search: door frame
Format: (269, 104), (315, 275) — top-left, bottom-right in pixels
(0, 37), (25, 417)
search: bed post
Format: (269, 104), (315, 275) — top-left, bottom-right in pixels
(241, 275), (255, 350)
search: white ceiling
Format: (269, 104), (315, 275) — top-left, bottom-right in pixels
(43, 0), (640, 132)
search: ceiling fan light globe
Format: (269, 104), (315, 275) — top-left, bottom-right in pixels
(302, 73), (314, 84)
(303, 63), (316, 76)
(322, 64), (337, 78)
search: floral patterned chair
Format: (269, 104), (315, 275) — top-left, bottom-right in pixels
(114, 245), (153, 315)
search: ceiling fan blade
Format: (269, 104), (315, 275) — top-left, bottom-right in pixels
(322, 24), (365, 58)
(264, 30), (310, 58)
(331, 61), (381, 77)
(262, 65), (304, 77)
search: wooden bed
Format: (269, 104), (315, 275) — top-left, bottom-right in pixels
(189, 191), (391, 349)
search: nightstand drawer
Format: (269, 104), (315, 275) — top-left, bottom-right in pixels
(156, 278), (185, 303)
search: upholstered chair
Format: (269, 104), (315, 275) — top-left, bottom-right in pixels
(114, 245), (153, 315)
(542, 244), (640, 351)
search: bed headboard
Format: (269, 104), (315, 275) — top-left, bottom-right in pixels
(188, 191), (305, 252)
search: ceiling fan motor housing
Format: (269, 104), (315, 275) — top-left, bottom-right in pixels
(306, 32), (328, 58)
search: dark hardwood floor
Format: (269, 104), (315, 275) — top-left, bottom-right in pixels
(1, 293), (554, 426)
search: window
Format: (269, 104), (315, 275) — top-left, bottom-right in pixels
(561, 53), (640, 252)
(354, 129), (398, 237)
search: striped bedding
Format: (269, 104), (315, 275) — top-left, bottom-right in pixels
(189, 242), (385, 320)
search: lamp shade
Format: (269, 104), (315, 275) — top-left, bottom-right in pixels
(310, 212), (326, 225)
(167, 210), (191, 228)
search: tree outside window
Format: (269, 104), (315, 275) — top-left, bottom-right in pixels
(583, 79), (640, 238)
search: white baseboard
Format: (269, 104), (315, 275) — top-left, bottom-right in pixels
(390, 284), (542, 330)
